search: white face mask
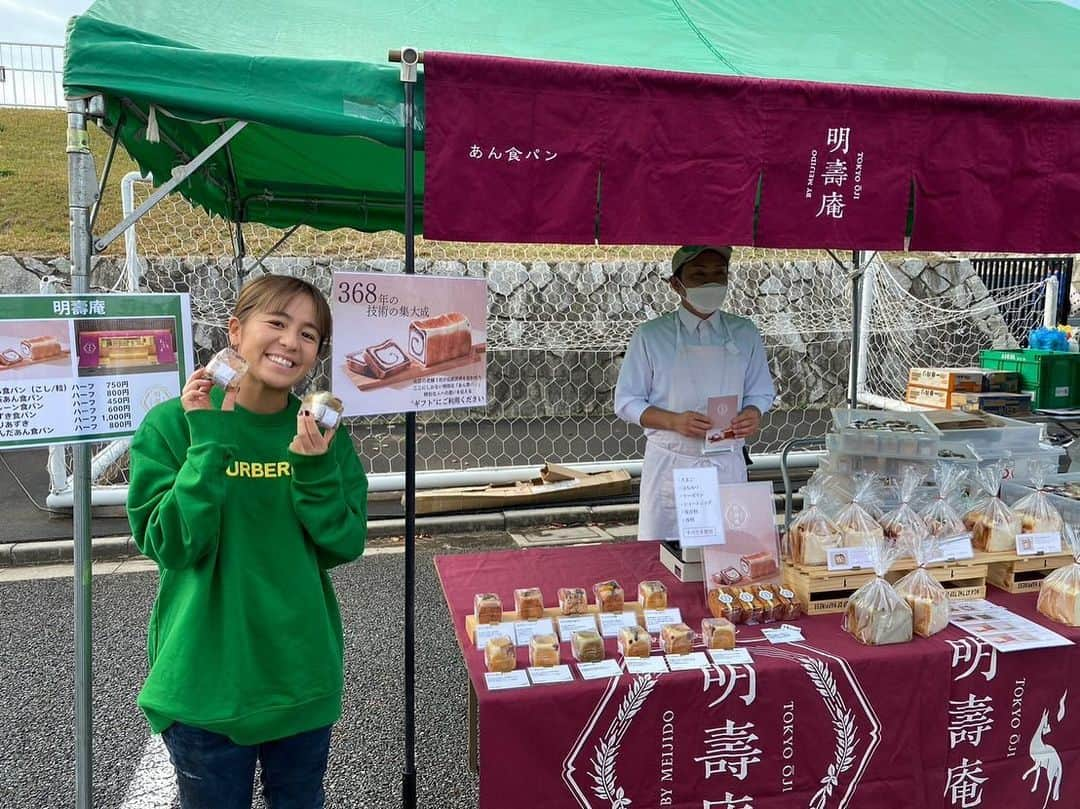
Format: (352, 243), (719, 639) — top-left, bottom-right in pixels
(682, 282), (728, 314)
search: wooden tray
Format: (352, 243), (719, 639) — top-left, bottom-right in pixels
(975, 550), (1073, 594)
(344, 344), (486, 392)
(0, 349), (70, 372)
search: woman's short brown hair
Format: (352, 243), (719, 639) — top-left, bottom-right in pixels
(233, 275), (332, 353)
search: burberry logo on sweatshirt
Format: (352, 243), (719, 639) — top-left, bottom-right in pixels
(225, 460), (292, 478)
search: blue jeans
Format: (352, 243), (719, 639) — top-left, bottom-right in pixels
(162, 722), (332, 809)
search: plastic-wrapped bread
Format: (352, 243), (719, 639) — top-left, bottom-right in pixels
(752, 585), (784, 623)
(638, 580), (668, 610)
(921, 463), (969, 540)
(1014, 459), (1064, 536)
(736, 589), (767, 624)
(708, 588), (738, 623)
(528, 633), (561, 668)
(300, 391), (344, 430)
(773, 585), (803, 621)
(484, 635), (516, 673)
(880, 465), (927, 559)
(842, 539), (912, 646)
(593, 580), (624, 613)
(1038, 524), (1080, 626)
(473, 593), (503, 625)
(701, 617), (736, 650)
(618, 625), (652, 658)
(790, 477), (843, 565)
(408, 312), (472, 366)
(513, 587), (545, 620)
(205, 347), (248, 390)
(837, 474), (885, 548)
(571, 629), (605, 662)
(557, 587), (588, 616)
(660, 622), (694, 655)
(968, 462), (1019, 552)
(893, 534), (951, 637)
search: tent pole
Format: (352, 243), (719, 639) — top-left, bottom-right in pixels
(66, 95), (100, 809)
(848, 250), (865, 408)
(395, 45), (421, 809)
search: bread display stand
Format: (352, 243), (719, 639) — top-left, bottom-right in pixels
(977, 549), (1075, 593)
(344, 341), (486, 392)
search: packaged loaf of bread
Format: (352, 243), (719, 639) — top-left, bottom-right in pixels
(528, 633), (561, 668)
(514, 587), (545, 620)
(638, 580), (668, 610)
(205, 347), (248, 390)
(836, 473), (885, 548)
(708, 587), (741, 623)
(752, 585), (785, 623)
(618, 625), (652, 658)
(773, 585), (804, 621)
(842, 538), (912, 646)
(893, 533), (951, 637)
(880, 464), (928, 560)
(593, 580), (624, 613)
(966, 461), (1019, 552)
(921, 462), (969, 540)
(660, 622), (695, 655)
(1038, 524), (1080, 626)
(485, 635), (516, 673)
(789, 477), (843, 565)
(473, 593), (503, 625)
(736, 589), (767, 624)
(701, 617), (736, 650)
(571, 629), (605, 662)
(557, 587), (588, 616)
(1012, 459), (1064, 536)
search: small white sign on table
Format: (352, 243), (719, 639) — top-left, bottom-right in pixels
(928, 535), (975, 563)
(643, 608), (683, 634)
(598, 611), (641, 638)
(527, 665), (574, 685)
(484, 670), (531, 691)
(762, 625), (805, 645)
(1016, 532), (1063, 557)
(623, 656), (669, 675)
(827, 547), (874, 572)
(709, 648), (754, 666)
(665, 652), (713, 671)
(513, 617), (556, 646)
(577, 659), (624, 680)
(556, 614), (598, 642)
(673, 466), (725, 548)
(474, 622), (517, 650)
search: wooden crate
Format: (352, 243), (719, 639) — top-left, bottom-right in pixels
(783, 557), (988, 615)
(977, 550), (1074, 594)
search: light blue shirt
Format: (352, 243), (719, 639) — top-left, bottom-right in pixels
(614, 307), (776, 427)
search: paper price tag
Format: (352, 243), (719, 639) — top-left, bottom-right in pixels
(708, 648), (754, 666)
(474, 622), (516, 650)
(513, 617), (555, 646)
(577, 659), (624, 680)
(665, 652), (712, 671)
(527, 665), (574, 685)
(623, 656), (669, 675)
(762, 626), (805, 644)
(598, 611), (640, 638)
(827, 547), (874, 571)
(673, 466), (725, 548)
(1016, 532), (1063, 557)
(928, 535), (975, 563)
(556, 614), (598, 642)
(484, 670), (530, 691)
(643, 608), (683, 634)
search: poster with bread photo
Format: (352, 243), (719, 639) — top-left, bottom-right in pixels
(701, 481), (783, 594)
(331, 271), (488, 416)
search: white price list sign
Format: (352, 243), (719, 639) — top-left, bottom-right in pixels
(673, 466), (725, 548)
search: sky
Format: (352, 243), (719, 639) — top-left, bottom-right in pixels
(2, 0), (92, 45)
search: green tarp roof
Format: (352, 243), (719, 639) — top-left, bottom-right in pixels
(64, 0), (1080, 235)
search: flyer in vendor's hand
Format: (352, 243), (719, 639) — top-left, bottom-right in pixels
(702, 395), (739, 454)
(331, 272), (487, 416)
(701, 481), (782, 594)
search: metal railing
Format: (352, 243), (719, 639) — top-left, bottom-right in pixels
(0, 42), (64, 109)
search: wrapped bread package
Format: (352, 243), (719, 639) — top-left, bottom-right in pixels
(1013, 459), (1064, 536)
(708, 588), (742, 623)
(300, 390), (344, 430)
(842, 539), (913, 646)
(513, 587), (545, 620)
(836, 474), (885, 548)
(485, 635), (516, 673)
(921, 463), (969, 540)
(557, 587), (588, 616)
(774, 585), (804, 621)
(618, 625), (652, 658)
(967, 461), (1020, 552)
(1038, 524), (1080, 626)
(593, 580), (624, 613)
(638, 580), (668, 610)
(660, 622), (695, 655)
(736, 589), (767, 624)
(701, 617), (736, 650)
(880, 465), (928, 559)
(790, 477), (843, 565)
(205, 347), (248, 390)
(893, 534), (951, 637)
(408, 312), (472, 366)
(473, 592), (503, 625)
(571, 629), (605, 662)
(528, 633), (561, 668)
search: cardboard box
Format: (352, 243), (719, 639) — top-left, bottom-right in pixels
(950, 391), (1033, 416)
(907, 367), (985, 393)
(905, 384), (952, 409)
(980, 371), (1021, 393)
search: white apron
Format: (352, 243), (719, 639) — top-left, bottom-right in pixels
(638, 315), (748, 542)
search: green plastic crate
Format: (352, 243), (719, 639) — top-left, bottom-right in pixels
(980, 349), (1080, 409)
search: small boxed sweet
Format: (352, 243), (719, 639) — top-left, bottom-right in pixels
(905, 384), (952, 410)
(514, 587), (545, 620)
(528, 633), (561, 668)
(701, 617), (736, 650)
(557, 587), (588, 616)
(485, 635), (516, 673)
(571, 629), (605, 662)
(907, 367), (985, 393)
(301, 390), (344, 430)
(593, 580), (625, 613)
(638, 580), (668, 610)
(661, 622), (695, 655)
(618, 625), (652, 658)
(205, 347), (248, 390)
(473, 593), (503, 625)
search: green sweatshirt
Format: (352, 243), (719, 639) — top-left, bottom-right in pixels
(127, 387), (368, 745)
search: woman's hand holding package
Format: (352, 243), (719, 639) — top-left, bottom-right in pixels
(290, 410), (335, 456)
(180, 369), (237, 413)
